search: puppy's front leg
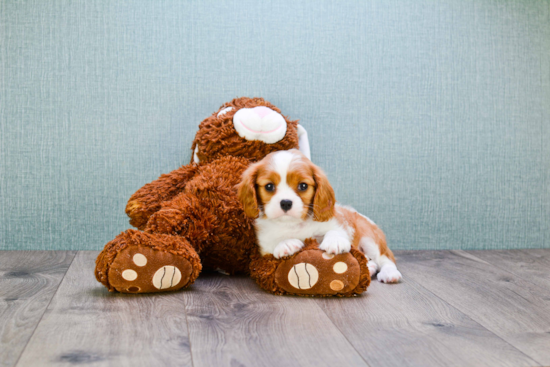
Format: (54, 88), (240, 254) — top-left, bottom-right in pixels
(273, 239), (305, 259)
(319, 228), (351, 254)
(376, 255), (402, 283)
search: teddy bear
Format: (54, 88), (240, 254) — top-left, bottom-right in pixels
(95, 97), (370, 296)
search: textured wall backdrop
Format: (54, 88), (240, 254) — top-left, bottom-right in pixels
(1, 0), (549, 250)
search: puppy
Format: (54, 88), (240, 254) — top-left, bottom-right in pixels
(237, 149), (402, 283)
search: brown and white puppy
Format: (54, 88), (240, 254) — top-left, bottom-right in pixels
(238, 149), (401, 283)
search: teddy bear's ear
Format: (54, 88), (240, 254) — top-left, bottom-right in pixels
(237, 163), (260, 218)
(192, 105), (236, 164)
(297, 125), (311, 160)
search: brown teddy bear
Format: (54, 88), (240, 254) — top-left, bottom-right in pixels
(95, 97), (370, 296)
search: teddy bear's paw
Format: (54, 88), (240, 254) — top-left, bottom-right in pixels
(274, 249), (365, 296)
(107, 246), (195, 293)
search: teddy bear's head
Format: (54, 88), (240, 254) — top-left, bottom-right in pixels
(191, 97), (310, 163)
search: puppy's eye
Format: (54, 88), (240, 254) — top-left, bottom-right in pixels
(298, 183), (308, 191)
(265, 183), (275, 192)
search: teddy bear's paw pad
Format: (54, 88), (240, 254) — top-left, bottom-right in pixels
(107, 246), (193, 293)
(275, 250), (361, 295)
(287, 263), (319, 289)
(152, 266), (182, 290)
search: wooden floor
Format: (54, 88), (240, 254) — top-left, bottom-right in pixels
(1, 250), (550, 367)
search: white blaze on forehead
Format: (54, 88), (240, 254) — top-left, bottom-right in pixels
(233, 107), (287, 144)
(271, 150), (296, 175)
(263, 151), (304, 219)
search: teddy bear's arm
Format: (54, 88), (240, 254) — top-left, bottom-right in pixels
(125, 164), (200, 230)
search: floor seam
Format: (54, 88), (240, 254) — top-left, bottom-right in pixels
(398, 251), (545, 366)
(12, 250), (78, 367)
(182, 287), (196, 367)
(312, 300), (372, 367)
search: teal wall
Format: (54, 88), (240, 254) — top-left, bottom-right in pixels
(1, 0), (549, 250)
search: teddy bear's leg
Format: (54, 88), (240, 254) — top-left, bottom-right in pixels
(95, 229), (201, 293)
(250, 238), (371, 297)
(143, 191), (258, 275)
(144, 194), (216, 254)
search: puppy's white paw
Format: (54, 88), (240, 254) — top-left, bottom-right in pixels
(320, 236), (351, 254)
(367, 261), (378, 277)
(273, 239), (304, 259)
(377, 265), (402, 283)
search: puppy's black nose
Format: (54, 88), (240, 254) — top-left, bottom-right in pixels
(280, 200), (293, 212)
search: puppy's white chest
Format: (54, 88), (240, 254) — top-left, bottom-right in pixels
(255, 218), (339, 255)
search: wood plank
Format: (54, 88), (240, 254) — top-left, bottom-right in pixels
(316, 264), (538, 367)
(467, 249), (550, 292)
(0, 251), (76, 367)
(183, 272), (368, 367)
(397, 250), (550, 365)
(16, 251), (193, 367)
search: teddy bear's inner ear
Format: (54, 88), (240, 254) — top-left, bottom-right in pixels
(217, 106), (233, 117)
(297, 124), (311, 161)
(193, 146), (200, 163)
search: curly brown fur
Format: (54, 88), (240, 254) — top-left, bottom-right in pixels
(191, 97), (299, 164)
(144, 156), (261, 273)
(126, 164), (200, 230)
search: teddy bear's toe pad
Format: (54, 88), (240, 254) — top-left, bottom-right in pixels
(275, 250), (361, 295)
(108, 246), (193, 293)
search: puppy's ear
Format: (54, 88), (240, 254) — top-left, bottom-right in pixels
(238, 163), (260, 218)
(312, 165), (335, 222)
